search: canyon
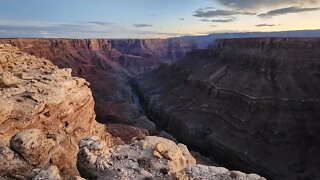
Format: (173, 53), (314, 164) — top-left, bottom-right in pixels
(0, 37), (319, 180)
(0, 38), (196, 134)
(0, 44), (265, 180)
(137, 38), (320, 180)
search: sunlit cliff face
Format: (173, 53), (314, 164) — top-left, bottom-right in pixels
(0, 0), (319, 38)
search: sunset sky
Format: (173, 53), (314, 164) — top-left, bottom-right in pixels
(0, 0), (320, 38)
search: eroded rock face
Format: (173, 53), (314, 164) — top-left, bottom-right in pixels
(10, 129), (56, 166)
(0, 44), (112, 178)
(109, 39), (197, 73)
(0, 43), (264, 180)
(77, 136), (264, 180)
(0, 38), (195, 130)
(137, 38), (320, 179)
(32, 166), (62, 180)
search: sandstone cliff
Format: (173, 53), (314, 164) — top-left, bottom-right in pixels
(0, 38), (195, 131)
(0, 44), (112, 179)
(137, 38), (320, 180)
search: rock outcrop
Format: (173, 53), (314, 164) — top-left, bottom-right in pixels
(109, 39), (196, 73)
(0, 44), (112, 179)
(137, 38), (320, 180)
(0, 38), (195, 130)
(77, 136), (264, 180)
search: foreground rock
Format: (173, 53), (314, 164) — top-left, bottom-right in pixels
(0, 44), (112, 179)
(137, 38), (320, 179)
(77, 136), (265, 180)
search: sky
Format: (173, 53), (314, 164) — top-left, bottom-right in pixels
(0, 0), (320, 38)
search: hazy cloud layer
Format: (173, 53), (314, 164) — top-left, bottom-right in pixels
(87, 21), (114, 26)
(259, 6), (320, 18)
(255, 23), (277, 27)
(211, 18), (236, 23)
(133, 24), (153, 28)
(201, 17), (236, 23)
(214, 0), (320, 10)
(194, 9), (255, 18)
(0, 20), (158, 38)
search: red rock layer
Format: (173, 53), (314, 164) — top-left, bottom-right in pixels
(0, 38), (195, 127)
(0, 44), (112, 178)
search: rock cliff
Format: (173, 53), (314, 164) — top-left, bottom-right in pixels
(137, 38), (320, 180)
(0, 44), (112, 179)
(0, 44), (264, 179)
(109, 39), (196, 60)
(0, 38), (195, 130)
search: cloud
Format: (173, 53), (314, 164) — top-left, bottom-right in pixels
(157, 32), (182, 36)
(194, 9), (255, 18)
(0, 20), (138, 38)
(200, 19), (210, 22)
(0, 19), (185, 38)
(214, 0), (320, 10)
(200, 17), (236, 23)
(87, 21), (114, 26)
(255, 23), (277, 27)
(133, 24), (153, 28)
(259, 6), (320, 18)
(205, 7), (214, 10)
(180, 18), (185, 20)
(211, 18), (236, 23)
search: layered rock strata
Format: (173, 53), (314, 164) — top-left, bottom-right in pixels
(0, 43), (265, 180)
(0, 44), (112, 179)
(137, 38), (320, 179)
(0, 38), (195, 130)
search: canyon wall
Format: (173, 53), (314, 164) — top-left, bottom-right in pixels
(0, 44), (112, 179)
(0, 38), (195, 130)
(109, 39), (196, 60)
(0, 44), (265, 180)
(109, 39), (196, 73)
(137, 38), (320, 180)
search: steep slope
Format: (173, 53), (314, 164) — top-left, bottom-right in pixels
(0, 44), (112, 179)
(137, 38), (320, 180)
(109, 38), (196, 74)
(0, 43), (264, 180)
(0, 38), (195, 131)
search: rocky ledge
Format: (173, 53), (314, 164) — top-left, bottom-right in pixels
(0, 44), (112, 179)
(77, 135), (264, 180)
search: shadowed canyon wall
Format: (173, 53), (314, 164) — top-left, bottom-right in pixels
(137, 38), (320, 180)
